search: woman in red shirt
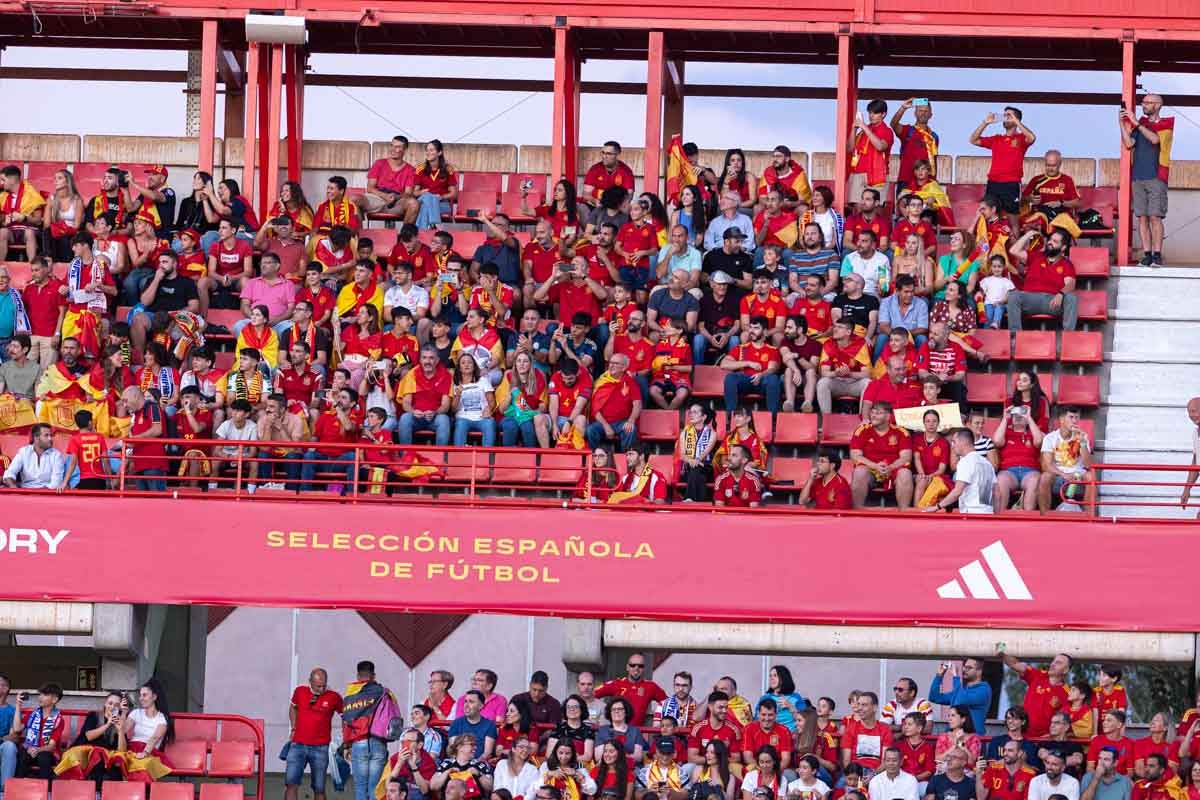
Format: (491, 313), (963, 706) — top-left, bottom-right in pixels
(913, 408), (951, 508)
(1007, 369), (1051, 431)
(412, 139), (459, 230)
(575, 446), (618, 504)
(590, 741), (633, 800)
(526, 178), (582, 243)
(335, 304), (383, 388)
(717, 149), (756, 214)
(992, 403), (1045, 512)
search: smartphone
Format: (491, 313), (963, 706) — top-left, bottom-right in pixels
(914, 97), (929, 107)
(558, 262), (573, 273)
(1120, 101), (1127, 111)
(520, 178), (534, 191)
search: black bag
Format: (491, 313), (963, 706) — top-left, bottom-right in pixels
(1078, 208), (1104, 229)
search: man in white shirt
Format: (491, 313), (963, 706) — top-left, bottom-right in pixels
(3, 423), (66, 489)
(880, 678), (933, 733)
(868, 748), (919, 800)
(1027, 750), (1080, 800)
(1181, 396), (1200, 517)
(383, 260), (432, 342)
(839, 229), (890, 297)
(925, 428), (995, 514)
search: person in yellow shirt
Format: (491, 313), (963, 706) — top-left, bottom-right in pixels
(0, 165), (46, 262)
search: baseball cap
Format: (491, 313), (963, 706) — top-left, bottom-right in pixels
(723, 227), (747, 240)
(144, 164), (169, 178)
(655, 736), (675, 753)
(179, 227), (200, 242)
(709, 270), (734, 285)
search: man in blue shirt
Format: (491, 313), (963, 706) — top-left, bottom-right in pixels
(0, 673), (16, 792)
(472, 212), (522, 288)
(446, 690), (498, 760)
(875, 274), (929, 359)
(929, 658), (991, 733)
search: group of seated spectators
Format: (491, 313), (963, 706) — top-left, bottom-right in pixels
(0, 119), (1096, 512)
(0, 674), (174, 789)
(283, 650), (1200, 800)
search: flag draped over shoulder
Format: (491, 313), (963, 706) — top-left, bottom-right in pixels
(665, 134), (697, 205)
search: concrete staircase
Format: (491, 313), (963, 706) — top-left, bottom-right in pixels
(1099, 265), (1200, 519)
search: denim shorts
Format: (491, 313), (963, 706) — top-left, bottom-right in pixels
(286, 742), (330, 792)
(1002, 466), (1038, 485)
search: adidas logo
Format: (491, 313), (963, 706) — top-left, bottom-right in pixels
(936, 541), (1032, 601)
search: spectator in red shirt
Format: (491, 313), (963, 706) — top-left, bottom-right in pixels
(843, 188), (893, 255)
(780, 315), (820, 413)
(742, 699), (794, 771)
(300, 386), (362, 494)
(720, 316), (781, 417)
(714, 443), (763, 508)
(534, 256), (607, 331)
(850, 401), (915, 510)
(891, 97), (940, 193)
(799, 449), (853, 510)
(861, 355), (922, 421)
(424, 670), (456, 723)
(916, 322), (967, 406)
(1088, 710), (1136, 775)
(1007, 229), (1078, 332)
(21, 256), (65, 368)
(841, 691), (894, 774)
(359, 135), (415, 218)
(205, 218), (254, 303)
(397, 346), (452, 446)
(582, 141), (636, 206)
(998, 647), (1071, 739)
(387, 729), (437, 800)
(595, 651), (668, 725)
(586, 352), (642, 452)
(992, 404), (1045, 512)
(411, 141), (458, 230)
(848, 99), (895, 203)
(286, 667), (344, 800)
(969, 106), (1037, 220)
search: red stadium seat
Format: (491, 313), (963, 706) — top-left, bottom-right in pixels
(1009, 372), (1054, 401)
(100, 782), (146, 800)
(820, 414), (862, 447)
(6, 779), (48, 800)
(1, 432), (30, 459)
(1060, 331), (1103, 364)
(507, 173), (548, 195)
(443, 450), (490, 485)
(1076, 290), (1107, 321)
(4, 261), (32, 287)
(538, 451), (585, 485)
(25, 161), (65, 196)
(692, 365), (726, 398)
(500, 191), (541, 222)
(217, 718), (261, 743)
(1071, 246), (1110, 278)
(71, 162), (111, 195)
(164, 740), (208, 776)
(491, 452), (538, 485)
(638, 409), (680, 441)
(213, 351), (236, 372)
(149, 784), (195, 800)
(1077, 418), (1096, 443)
(769, 456), (811, 492)
(1013, 331), (1056, 361)
(51, 781), (95, 800)
(206, 309), (244, 331)
(1077, 187), (1116, 234)
(197, 786), (243, 800)
(451, 230), (487, 255)
(452, 190), (499, 222)
(773, 413), (818, 446)
(1056, 374), (1100, 407)
(207, 741), (255, 778)
(966, 373), (1007, 405)
(945, 184), (983, 205)
(752, 411), (775, 442)
(362, 227), (398, 255)
(972, 328), (1011, 361)
(459, 171), (503, 197)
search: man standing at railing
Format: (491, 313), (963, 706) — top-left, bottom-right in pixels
(1179, 397), (1200, 518)
(286, 667), (343, 800)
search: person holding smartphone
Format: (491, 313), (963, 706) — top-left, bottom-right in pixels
(891, 97), (940, 195)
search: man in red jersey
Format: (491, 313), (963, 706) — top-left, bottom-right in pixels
(585, 351), (641, 452)
(60, 408), (107, 491)
(992, 405), (1044, 512)
(582, 141), (636, 205)
(896, 713), (934, 787)
(714, 444), (762, 508)
(970, 106), (1037, 224)
(892, 194), (937, 258)
(740, 269), (788, 344)
(850, 401), (914, 509)
(611, 441), (669, 506)
(998, 647), (1070, 738)
(915, 322), (967, 405)
(841, 691), (893, 773)
(753, 189), (799, 265)
(861, 355), (922, 421)
(595, 651), (667, 725)
(1087, 710), (1136, 774)
(300, 386), (362, 494)
(743, 698), (794, 770)
(389, 224), (436, 284)
(794, 274), (834, 339)
(891, 97), (940, 194)
(277, 341), (325, 409)
(976, 740), (1038, 800)
(522, 218), (564, 309)
(358, 135), (415, 218)
(799, 449), (852, 510)
(1007, 229), (1078, 332)
(615, 199), (659, 300)
(720, 316), (781, 419)
(1020, 150), (1080, 231)
(816, 318), (871, 414)
(756, 146), (812, 212)
(534, 255), (606, 331)
(848, 100), (895, 205)
(1131, 754), (1183, 800)
(843, 188), (892, 255)
(689, 691), (743, 765)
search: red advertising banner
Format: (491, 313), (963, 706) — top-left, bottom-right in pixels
(2, 495), (1194, 631)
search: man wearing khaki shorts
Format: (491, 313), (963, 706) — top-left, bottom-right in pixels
(1120, 93), (1174, 266)
(357, 135), (416, 218)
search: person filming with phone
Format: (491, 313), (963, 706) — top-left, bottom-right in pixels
(927, 658), (991, 734)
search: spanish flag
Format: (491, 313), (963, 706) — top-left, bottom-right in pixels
(556, 423), (586, 450)
(665, 134), (697, 206)
(0, 394), (37, 432)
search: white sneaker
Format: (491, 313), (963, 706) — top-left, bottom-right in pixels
(246, 484), (258, 494)
(207, 481), (219, 490)
(263, 482), (286, 491)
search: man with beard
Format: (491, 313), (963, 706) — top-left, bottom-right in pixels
(1006, 229), (1078, 331)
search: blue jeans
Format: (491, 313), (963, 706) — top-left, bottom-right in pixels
(136, 469), (166, 492)
(259, 451), (303, 488)
(350, 738), (388, 800)
(586, 419), (638, 451)
(692, 334), (739, 367)
(985, 303), (1006, 327)
(0, 740), (16, 791)
(300, 450), (357, 492)
(454, 417), (497, 446)
(285, 742), (330, 793)
(1004, 466), (1038, 485)
(501, 416), (539, 447)
(873, 333), (927, 360)
(618, 265), (653, 292)
(122, 267), (156, 306)
(398, 412), (450, 445)
(415, 194), (450, 230)
(723, 372), (781, 414)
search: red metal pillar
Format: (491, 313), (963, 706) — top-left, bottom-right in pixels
(284, 44), (304, 183)
(242, 43), (260, 215)
(662, 58), (685, 162)
(256, 47), (271, 221)
(266, 44), (284, 218)
(197, 19), (218, 174)
(563, 40), (581, 185)
(1117, 36), (1136, 265)
(551, 26), (571, 183)
(644, 31), (666, 196)
(833, 30), (857, 214)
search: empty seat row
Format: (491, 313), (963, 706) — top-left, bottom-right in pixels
(973, 330), (1104, 363)
(4, 779), (246, 800)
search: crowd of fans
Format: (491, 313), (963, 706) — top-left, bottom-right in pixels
(0, 92), (1156, 512)
(274, 651), (1200, 800)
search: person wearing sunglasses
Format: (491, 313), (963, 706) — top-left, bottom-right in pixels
(594, 652), (668, 726)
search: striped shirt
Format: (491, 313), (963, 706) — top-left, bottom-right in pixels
(787, 248), (840, 279)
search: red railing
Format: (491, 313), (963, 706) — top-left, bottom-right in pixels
(1068, 463), (1200, 517)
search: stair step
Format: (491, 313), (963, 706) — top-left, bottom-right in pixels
(1111, 320), (1200, 353)
(1113, 265), (1200, 279)
(1101, 405), (1195, 450)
